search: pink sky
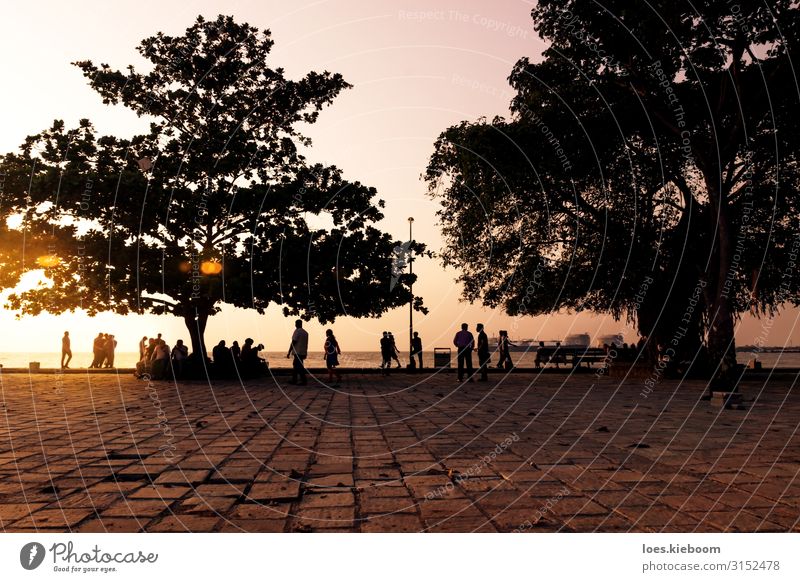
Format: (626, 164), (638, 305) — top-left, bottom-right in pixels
(0, 0), (797, 354)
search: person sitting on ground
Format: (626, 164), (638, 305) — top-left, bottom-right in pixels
(135, 337), (158, 379)
(240, 338), (254, 363)
(145, 337), (157, 361)
(150, 339), (171, 380)
(240, 338), (266, 376)
(231, 340), (241, 366)
(324, 329), (342, 386)
(171, 339), (189, 379)
(212, 340), (232, 376)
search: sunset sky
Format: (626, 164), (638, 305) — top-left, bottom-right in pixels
(1, 0), (798, 355)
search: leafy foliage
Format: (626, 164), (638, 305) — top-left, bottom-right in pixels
(427, 1), (800, 371)
(0, 15), (422, 355)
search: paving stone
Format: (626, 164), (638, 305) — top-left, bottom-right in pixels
(147, 515), (220, 532)
(247, 481), (301, 502)
(128, 485), (191, 499)
(102, 499), (172, 518)
(229, 503), (291, 521)
(305, 474), (355, 491)
(299, 492), (355, 508)
(292, 506), (356, 530)
(219, 519), (286, 532)
(10, 508), (93, 529)
(154, 470), (211, 485)
(361, 514), (423, 532)
(76, 518), (143, 532)
(1, 373), (799, 532)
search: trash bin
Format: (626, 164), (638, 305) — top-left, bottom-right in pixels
(433, 348), (451, 369)
(29, 362), (41, 372)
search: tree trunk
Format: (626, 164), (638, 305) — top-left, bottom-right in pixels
(704, 183), (739, 389)
(183, 310), (210, 359)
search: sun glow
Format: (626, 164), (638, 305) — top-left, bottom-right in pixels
(7, 270), (51, 294)
(35, 254), (61, 268)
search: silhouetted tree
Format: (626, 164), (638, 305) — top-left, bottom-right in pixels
(427, 1), (800, 380)
(0, 15), (423, 357)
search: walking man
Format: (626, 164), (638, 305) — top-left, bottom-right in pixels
(287, 319), (309, 385)
(379, 331), (392, 375)
(388, 332), (401, 368)
(476, 323), (490, 381)
(453, 323), (475, 382)
(411, 331), (423, 369)
(61, 331), (72, 369)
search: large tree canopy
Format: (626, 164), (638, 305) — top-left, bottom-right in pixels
(0, 15), (422, 357)
(427, 1), (800, 378)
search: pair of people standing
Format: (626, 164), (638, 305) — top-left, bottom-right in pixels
(453, 323), (490, 382)
(379, 331), (400, 375)
(90, 332), (117, 368)
(285, 320), (343, 386)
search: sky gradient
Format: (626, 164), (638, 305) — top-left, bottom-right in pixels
(0, 0), (797, 355)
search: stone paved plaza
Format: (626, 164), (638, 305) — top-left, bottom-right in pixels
(0, 370), (798, 532)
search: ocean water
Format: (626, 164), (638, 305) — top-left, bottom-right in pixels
(1, 350), (799, 369)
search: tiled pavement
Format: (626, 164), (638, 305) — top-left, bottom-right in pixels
(0, 370), (798, 532)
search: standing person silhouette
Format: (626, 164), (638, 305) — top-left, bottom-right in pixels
(379, 332), (392, 375)
(453, 323), (475, 382)
(411, 332), (423, 369)
(61, 331), (72, 369)
(287, 319), (309, 385)
(90, 333), (105, 368)
(324, 329), (342, 386)
(104, 334), (117, 368)
(138, 336), (148, 361)
(476, 324), (490, 381)
(497, 330), (514, 370)
(388, 332), (401, 368)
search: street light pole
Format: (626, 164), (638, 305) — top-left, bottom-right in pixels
(408, 217), (414, 369)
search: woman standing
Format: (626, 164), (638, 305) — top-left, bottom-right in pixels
(497, 330), (514, 371)
(324, 329), (342, 386)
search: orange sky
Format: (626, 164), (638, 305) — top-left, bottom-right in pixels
(1, 0), (798, 354)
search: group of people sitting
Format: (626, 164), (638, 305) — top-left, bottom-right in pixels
(211, 338), (268, 378)
(134, 333), (270, 380)
(135, 333), (187, 380)
(90, 332), (118, 368)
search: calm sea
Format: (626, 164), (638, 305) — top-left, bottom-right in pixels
(1, 350), (799, 369)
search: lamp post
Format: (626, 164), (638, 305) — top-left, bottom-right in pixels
(408, 217), (414, 369)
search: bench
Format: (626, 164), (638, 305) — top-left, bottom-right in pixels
(535, 347), (608, 369)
